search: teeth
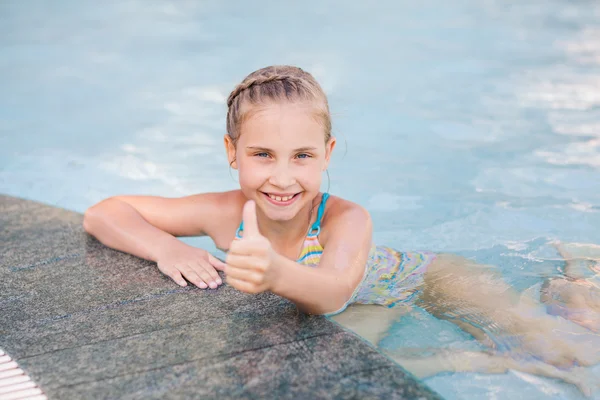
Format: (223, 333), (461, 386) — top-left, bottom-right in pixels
(268, 194), (293, 202)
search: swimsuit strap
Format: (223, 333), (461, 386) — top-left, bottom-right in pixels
(307, 192), (329, 237)
(235, 193), (330, 239)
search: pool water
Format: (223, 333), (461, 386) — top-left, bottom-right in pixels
(1, 1), (599, 398)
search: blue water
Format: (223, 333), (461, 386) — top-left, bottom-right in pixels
(1, 1), (599, 398)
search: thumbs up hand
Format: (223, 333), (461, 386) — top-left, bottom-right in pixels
(226, 200), (279, 294)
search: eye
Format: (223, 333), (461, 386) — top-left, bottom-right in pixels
(296, 153), (312, 159)
(255, 152), (270, 158)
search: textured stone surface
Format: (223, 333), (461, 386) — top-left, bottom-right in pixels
(0, 195), (441, 399)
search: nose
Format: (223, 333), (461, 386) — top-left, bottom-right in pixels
(269, 161), (296, 188)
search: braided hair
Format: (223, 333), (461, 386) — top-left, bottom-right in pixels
(226, 65), (331, 146)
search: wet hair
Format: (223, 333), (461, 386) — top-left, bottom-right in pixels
(226, 65), (331, 147)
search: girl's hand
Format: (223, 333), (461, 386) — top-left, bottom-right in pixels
(155, 241), (226, 289)
(225, 200), (279, 294)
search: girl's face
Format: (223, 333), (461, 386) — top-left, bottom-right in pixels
(225, 102), (335, 222)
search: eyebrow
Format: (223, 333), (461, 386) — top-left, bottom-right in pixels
(246, 146), (317, 152)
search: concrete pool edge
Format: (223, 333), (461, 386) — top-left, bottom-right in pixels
(0, 194), (442, 399)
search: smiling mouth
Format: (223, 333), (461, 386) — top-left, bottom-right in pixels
(261, 192), (301, 205)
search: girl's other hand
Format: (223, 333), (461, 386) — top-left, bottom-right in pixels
(225, 200), (278, 294)
(155, 241), (226, 289)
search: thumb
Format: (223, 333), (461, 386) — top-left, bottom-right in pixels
(242, 200), (260, 238)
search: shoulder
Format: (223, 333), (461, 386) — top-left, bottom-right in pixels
(160, 189), (247, 250)
(196, 189), (245, 212)
(199, 190), (246, 246)
(159, 189), (245, 224)
(314, 195), (373, 293)
(319, 195), (372, 246)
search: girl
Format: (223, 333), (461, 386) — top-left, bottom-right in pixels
(84, 65), (600, 392)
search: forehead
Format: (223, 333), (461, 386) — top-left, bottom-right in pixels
(239, 103), (325, 148)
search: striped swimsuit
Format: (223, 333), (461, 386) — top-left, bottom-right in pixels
(235, 193), (437, 315)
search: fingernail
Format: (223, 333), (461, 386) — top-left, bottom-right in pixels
(179, 281), (187, 287)
(216, 278), (222, 285)
(198, 282), (207, 289)
(209, 281), (217, 289)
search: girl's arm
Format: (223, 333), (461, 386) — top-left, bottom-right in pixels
(84, 196), (178, 262)
(83, 192), (231, 261)
(271, 206), (373, 315)
(83, 192), (238, 288)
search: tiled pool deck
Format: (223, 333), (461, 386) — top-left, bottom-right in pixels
(0, 195), (441, 399)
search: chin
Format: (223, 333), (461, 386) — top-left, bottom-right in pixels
(260, 204), (299, 222)
(267, 213), (296, 222)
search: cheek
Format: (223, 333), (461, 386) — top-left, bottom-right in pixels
(298, 164), (322, 187)
(238, 169), (258, 188)
(238, 159), (266, 187)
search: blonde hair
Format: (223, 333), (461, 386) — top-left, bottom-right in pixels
(226, 65), (331, 147)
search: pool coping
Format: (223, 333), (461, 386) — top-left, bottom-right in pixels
(1, 194), (442, 399)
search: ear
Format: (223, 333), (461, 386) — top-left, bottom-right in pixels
(323, 137), (336, 170)
(224, 134), (238, 169)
